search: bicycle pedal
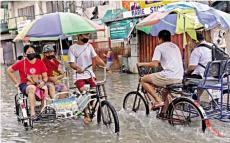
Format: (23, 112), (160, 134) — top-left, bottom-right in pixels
(156, 113), (168, 120)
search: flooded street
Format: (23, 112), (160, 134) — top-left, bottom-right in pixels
(1, 65), (230, 143)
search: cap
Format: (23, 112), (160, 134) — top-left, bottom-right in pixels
(43, 44), (54, 53)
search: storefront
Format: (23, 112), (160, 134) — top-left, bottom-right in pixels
(103, 1), (186, 73)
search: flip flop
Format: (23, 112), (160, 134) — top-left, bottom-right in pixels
(30, 115), (38, 121)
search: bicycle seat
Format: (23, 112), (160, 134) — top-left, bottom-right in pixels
(166, 83), (183, 89)
(184, 78), (202, 86)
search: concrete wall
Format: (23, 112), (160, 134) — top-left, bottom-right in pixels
(211, 28), (230, 55)
(128, 31), (139, 73)
(1, 41), (14, 65)
(1, 8), (5, 20)
(225, 31), (230, 55)
(0, 47), (3, 64)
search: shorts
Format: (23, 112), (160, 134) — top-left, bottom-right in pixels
(150, 73), (182, 87)
(106, 61), (113, 69)
(75, 78), (96, 89)
(19, 83), (45, 101)
(19, 83), (28, 94)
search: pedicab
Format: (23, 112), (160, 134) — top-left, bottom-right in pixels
(123, 2), (230, 137)
(13, 12), (119, 134)
(15, 65), (119, 134)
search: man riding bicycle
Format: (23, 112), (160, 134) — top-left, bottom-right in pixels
(7, 45), (48, 119)
(137, 30), (184, 111)
(68, 33), (107, 124)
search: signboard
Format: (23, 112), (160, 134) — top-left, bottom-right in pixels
(109, 19), (137, 40)
(17, 20), (31, 32)
(123, 5), (164, 18)
(122, 0), (180, 18)
(122, 0), (179, 11)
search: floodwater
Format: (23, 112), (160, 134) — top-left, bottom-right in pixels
(1, 65), (230, 143)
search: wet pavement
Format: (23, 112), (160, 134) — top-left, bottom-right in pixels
(1, 65), (230, 143)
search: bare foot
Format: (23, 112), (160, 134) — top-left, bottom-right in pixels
(83, 116), (92, 124)
(40, 105), (46, 113)
(107, 70), (112, 75)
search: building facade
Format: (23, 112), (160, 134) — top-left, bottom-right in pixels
(0, 1), (121, 65)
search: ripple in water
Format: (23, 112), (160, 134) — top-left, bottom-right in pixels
(1, 66), (230, 143)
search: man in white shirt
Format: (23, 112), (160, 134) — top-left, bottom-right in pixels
(137, 30), (184, 110)
(68, 33), (106, 124)
(187, 32), (212, 79)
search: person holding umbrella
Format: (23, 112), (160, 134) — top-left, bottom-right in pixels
(68, 33), (107, 124)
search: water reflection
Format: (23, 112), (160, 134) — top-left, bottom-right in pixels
(1, 65), (230, 143)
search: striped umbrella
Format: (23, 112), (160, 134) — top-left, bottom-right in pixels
(161, 2), (230, 30)
(137, 2), (230, 39)
(136, 9), (203, 39)
(14, 12), (105, 41)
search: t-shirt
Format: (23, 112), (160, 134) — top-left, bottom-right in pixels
(68, 43), (97, 80)
(189, 41), (212, 77)
(42, 57), (61, 77)
(11, 59), (47, 83)
(152, 42), (184, 80)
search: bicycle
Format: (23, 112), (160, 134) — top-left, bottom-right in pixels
(14, 88), (56, 130)
(81, 65), (120, 134)
(14, 65), (119, 134)
(14, 89), (31, 130)
(123, 65), (208, 133)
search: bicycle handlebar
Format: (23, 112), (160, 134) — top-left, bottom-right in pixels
(83, 64), (92, 71)
(83, 65), (107, 84)
(136, 64), (151, 77)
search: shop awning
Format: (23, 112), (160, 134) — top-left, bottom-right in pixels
(102, 8), (126, 23)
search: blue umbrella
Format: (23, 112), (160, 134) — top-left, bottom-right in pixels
(161, 2), (230, 30)
(150, 14), (177, 36)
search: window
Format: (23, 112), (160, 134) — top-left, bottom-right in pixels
(46, 1), (76, 13)
(83, 1), (109, 8)
(18, 5), (35, 20)
(46, 1), (65, 13)
(66, 1), (76, 13)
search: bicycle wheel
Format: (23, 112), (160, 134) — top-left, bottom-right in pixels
(123, 91), (149, 115)
(167, 97), (205, 132)
(97, 100), (119, 134)
(17, 104), (31, 130)
(15, 94), (20, 121)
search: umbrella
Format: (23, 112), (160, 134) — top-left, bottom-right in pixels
(13, 12), (105, 89)
(14, 12), (105, 41)
(136, 2), (230, 45)
(136, 9), (203, 40)
(161, 2), (230, 30)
